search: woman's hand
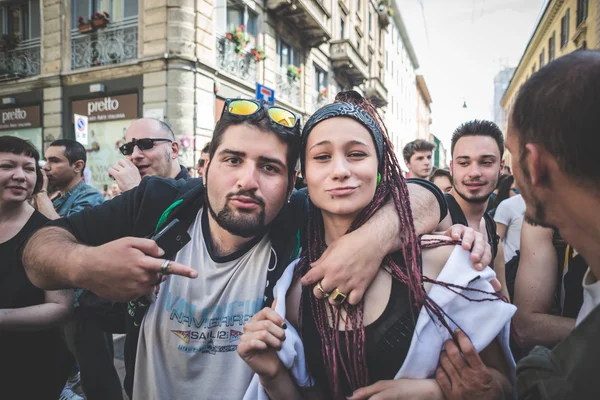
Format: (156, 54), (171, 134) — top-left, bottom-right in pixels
(350, 379), (444, 400)
(237, 300), (287, 380)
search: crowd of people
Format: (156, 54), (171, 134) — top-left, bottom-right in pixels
(1, 50), (599, 399)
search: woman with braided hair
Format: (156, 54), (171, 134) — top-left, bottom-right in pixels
(239, 92), (515, 400)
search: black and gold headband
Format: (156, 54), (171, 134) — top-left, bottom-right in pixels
(300, 101), (384, 174)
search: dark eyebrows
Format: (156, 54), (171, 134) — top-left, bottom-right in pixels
(218, 149), (245, 158)
(310, 139), (370, 151)
(259, 156), (286, 170)
(46, 157), (62, 162)
(309, 140), (331, 151)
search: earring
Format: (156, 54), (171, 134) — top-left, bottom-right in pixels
(377, 173), (382, 187)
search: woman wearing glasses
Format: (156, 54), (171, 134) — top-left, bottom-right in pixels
(0, 136), (73, 399)
(239, 93), (516, 399)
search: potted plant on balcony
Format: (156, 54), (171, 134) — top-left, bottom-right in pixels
(225, 25), (250, 54)
(318, 87), (328, 101)
(287, 64), (302, 81)
(250, 46), (267, 61)
(0, 34), (20, 52)
(91, 12), (110, 29)
(77, 16), (94, 33)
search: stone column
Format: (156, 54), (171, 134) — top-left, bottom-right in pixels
(166, 67), (196, 167)
(43, 87), (62, 145)
(143, 0), (168, 57)
(41, 0), (62, 75)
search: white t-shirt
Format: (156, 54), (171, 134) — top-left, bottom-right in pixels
(133, 208), (273, 400)
(493, 195), (526, 263)
(576, 268), (600, 326)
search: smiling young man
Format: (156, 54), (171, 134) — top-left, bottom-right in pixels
(437, 120), (508, 299)
(108, 118), (189, 192)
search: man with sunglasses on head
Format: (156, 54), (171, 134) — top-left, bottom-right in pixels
(109, 118), (190, 192)
(23, 98), (493, 399)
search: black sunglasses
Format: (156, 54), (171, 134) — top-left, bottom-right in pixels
(222, 99), (301, 136)
(119, 138), (173, 156)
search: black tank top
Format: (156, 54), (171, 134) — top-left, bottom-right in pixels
(302, 275), (418, 397)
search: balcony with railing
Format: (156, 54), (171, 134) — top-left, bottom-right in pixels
(266, 0), (332, 47)
(216, 34), (259, 84)
(71, 16), (138, 70)
(276, 69), (301, 107)
(365, 77), (387, 108)
(0, 38), (41, 80)
(330, 39), (368, 87)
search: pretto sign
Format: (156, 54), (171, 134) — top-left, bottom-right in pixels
(72, 93), (138, 122)
(0, 105), (41, 131)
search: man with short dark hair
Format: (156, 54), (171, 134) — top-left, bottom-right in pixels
(35, 139), (103, 219)
(437, 120), (509, 298)
(403, 139), (436, 178)
(109, 118), (189, 191)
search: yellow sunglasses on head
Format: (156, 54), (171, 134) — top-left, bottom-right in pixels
(223, 99), (300, 135)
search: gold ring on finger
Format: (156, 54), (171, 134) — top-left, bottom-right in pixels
(316, 281), (331, 298)
(331, 288), (348, 304)
(161, 259), (171, 275)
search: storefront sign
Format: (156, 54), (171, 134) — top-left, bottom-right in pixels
(72, 93), (138, 122)
(0, 105), (41, 131)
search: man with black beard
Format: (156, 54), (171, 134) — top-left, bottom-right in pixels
(437, 120), (509, 299)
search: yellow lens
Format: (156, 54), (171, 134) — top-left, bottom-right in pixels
(228, 100), (259, 116)
(269, 107), (296, 127)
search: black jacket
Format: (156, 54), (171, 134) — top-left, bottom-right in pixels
(50, 176), (303, 397)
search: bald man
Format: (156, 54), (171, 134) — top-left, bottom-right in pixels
(109, 118), (190, 192)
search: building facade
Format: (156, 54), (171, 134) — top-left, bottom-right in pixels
(493, 66), (514, 131)
(0, 0), (431, 191)
(501, 0), (598, 166)
(415, 74), (432, 141)
(382, 3), (420, 164)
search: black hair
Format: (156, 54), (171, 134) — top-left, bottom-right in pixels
(49, 139), (87, 177)
(429, 168), (451, 183)
(208, 113), (300, 183)
(494, 175), (514, 208)
(511, 50), (600, 185)
(0, 136), (43, 193)
(201, 141), (211, 154)
(450, 120), (504, 158)
(403, 139), (436, 163)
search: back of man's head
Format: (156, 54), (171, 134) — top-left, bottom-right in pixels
(50, 139), (87, 177)
(511, 50), (600, 185)
(450, 120), (504, 158)
(403, 139), (436, 164)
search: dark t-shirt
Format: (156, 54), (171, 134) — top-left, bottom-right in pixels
(0, 211), (71, 399)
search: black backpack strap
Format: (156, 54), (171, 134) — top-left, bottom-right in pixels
(484, 212), (499, 263)
(444, 193), (468, 226)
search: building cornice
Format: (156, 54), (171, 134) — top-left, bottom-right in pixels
(501, 0), (564, 107)
(416, 75), (432, 104)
